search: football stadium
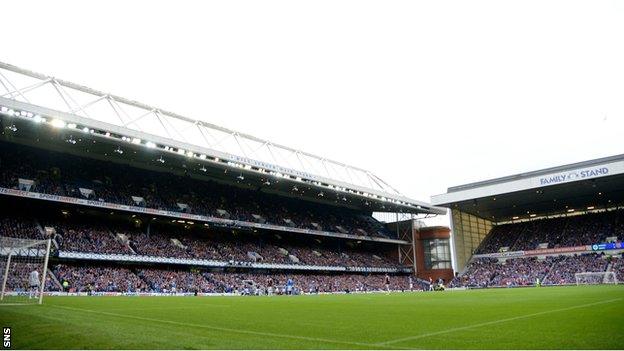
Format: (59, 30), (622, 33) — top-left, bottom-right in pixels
(0, 59), (623, 350)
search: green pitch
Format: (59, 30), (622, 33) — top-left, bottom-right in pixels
(1, 285), (623, 349)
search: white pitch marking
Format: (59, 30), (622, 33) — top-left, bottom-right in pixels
(49, 304), (405, 349)
(378, 297), (622, 346)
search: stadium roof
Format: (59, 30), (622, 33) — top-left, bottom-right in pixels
(431, 154), (624, 222)
(0, 62), (444, 215)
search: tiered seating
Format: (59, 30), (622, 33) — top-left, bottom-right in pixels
(53, 264), (146, 293)
(49, 222), (133, 255)
(1, 262), (59, 292)
(476, 210), (624, 254)
(50, 263), (419, 294)
(0, 214), (400, 268)
(0, 142), (391, 238)
(543, 254), (609, 285)
(452, 253), (616, 287)
(0, 217), (43, 240)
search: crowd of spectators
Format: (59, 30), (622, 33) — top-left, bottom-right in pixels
(0, 142), (391, 238)
(50, 222), (133, 255)
(48, 264), (420, 294)
(611, 257), (624, 282)
(543, 253), (609, 285)
(1, 262), (59, 292)
(451, 253), (618, 287)
(120, 226), (399, 268)
(53, 264), (147, 293)
(476, 210), (624, 254)
(0, 217), (44, 240)
(1, 214), (400, 269)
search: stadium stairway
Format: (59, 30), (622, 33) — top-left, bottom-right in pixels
(47, 268), (63, 291)
(509, 224), (531, 252)
(109, 228), (137, 254)
(604, 262), (615, 283)
(35, 219), (60, 250)
(540, 259), (560, 285)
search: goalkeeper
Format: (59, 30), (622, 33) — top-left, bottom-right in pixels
(28, 269), (40, 299)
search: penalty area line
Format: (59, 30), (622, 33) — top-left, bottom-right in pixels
(377, 297), (622, 346)
(49, 304), (405, 349)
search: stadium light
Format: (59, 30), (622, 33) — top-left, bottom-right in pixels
(587, 206), (595, 210)
(145, 141), (157, 148)
(567, 209), (575, 212)
(50, 119), (66, 128)
(156, 156), (165, 163)
(5, 124), (17, 132)
(114, 147), (123, 154)
(67, 123), (77, 129)
(512, 216), (519, 220)
(131, 138), (142, 145)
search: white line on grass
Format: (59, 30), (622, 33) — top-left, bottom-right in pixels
(377, 297), (622, 346)
(49, 304), (405, 349)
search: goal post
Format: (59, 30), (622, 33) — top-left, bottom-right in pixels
(0, 236), (52, 305)
(575, 272), (618, 286)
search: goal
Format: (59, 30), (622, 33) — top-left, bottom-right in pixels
(0, 236), (52, 305)
(575, 272), (618, 286)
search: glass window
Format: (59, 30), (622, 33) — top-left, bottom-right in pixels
(423, 238), (452, 270)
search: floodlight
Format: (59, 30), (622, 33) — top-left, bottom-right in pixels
(50, 119), (66, 128)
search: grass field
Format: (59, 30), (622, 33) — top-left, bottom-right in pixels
(1, 285), (623, 349)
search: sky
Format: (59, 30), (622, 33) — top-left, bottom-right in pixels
(2, 0), (623, 226)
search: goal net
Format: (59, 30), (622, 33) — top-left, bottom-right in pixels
(575, 272), (618, 286)
(0, 236), (51, 305)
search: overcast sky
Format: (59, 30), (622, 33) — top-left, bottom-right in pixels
(2, 0), (623, 225)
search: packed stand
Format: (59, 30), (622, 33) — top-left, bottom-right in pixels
(53, 264), (146, 293)
(543, 253), (609, 285)
(0, 211), (400, 269)
(452, 253), (613, 287)
(48, 263), (418, 294)
(0, 143), (392, 238)
(476, 210), (624, 254)
(0, 262), (59, 292)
